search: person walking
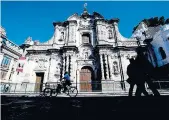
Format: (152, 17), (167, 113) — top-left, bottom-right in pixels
(135, 47), (160, 96)
(127, 58), (149, 96)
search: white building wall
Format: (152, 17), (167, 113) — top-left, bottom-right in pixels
(8, 11), (142, 93)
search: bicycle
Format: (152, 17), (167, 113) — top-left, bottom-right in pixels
(43, 80), (78, 97)
(0, 83), (10, 93)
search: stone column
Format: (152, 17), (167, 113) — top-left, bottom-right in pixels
(100, 54), (105, 80)
(69, 55), (73, 78)
(62, 54), (66, 77)
(66, 55), (69, 72)
(105, 54), (109, 80)
(70, 54), (75, 81)
(108, 55), (113, 80)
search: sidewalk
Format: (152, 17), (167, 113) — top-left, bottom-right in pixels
(1, 89), (169, 97)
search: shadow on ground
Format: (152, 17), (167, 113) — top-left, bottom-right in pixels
(1, 96), (169, 120)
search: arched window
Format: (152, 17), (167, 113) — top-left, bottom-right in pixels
(82, 33), (91, 44)
(159, 47), (166, 59)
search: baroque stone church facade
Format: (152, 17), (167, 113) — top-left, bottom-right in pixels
(12, 7), (145, 92)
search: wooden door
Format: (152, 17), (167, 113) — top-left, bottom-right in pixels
(80, 68), (92, 92)
(35, 73), (44, 92)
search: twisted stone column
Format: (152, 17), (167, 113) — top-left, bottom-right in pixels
(62, 55), (66, 77)
(66, 55), (69, 72)
(69, 55), (73, 77)
(100, 54), (105, 80)
(104, 54), (109, 80)
(108, 55), (113, 80)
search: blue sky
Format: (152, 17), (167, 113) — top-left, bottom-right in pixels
(1, 1), (169, 45)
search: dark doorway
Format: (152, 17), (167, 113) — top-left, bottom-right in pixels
(35, 72), (44, 92)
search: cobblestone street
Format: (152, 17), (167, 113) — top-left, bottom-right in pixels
(1, 96), (169, 120)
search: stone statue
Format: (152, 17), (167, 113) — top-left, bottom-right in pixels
(84, 3), (87, 11)
(60, 32), (64, 40)
(25, 37), (34, 45)
(113, 61), (119, 74)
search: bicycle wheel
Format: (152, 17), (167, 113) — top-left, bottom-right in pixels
(53, 88), (61, 97)
(43, 88), (52, 97)
(68, 87), (78, 97)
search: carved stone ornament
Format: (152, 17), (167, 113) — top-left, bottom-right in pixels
(34, 60), (47, 71)
(79, 20), (91, 28)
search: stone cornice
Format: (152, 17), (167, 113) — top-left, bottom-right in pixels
(96, 44), (113, 49)
(53, 21), (69, 27)
(80, 43), (93, 48)
(47, 48), (60, 53)
(2, 45), (22, 57)
(61, 46), (78, 52)
(94, 18), (120, 25)
(26, 49), (47, 54)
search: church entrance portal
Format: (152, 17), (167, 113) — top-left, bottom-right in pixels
(35, 72), (44, 92)
(80, 66), (95, 92)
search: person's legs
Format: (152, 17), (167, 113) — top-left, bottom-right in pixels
(140, 84), (149, 96)
(135, 84), (142, 96)
(146, 79), (160, 96)
(63, 81), (70, 92)
(129, 83), (135, 96)
(67, 80), (71, 86)
(63, 81), (67, 92)
(56, 84), (61, 93)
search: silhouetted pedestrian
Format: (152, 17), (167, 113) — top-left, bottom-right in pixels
(127, 58), (136, 96)
(135, 47), (160, 96)
(127, 58), (149, 96)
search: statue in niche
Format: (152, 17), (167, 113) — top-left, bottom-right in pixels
(113, 61), (119, 75)
(60, 32), (64, 40)
(85, 52), (88, 59)
(108, 30), (113, 39)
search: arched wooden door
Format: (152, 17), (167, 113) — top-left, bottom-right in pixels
(80, 66), (93, 92)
